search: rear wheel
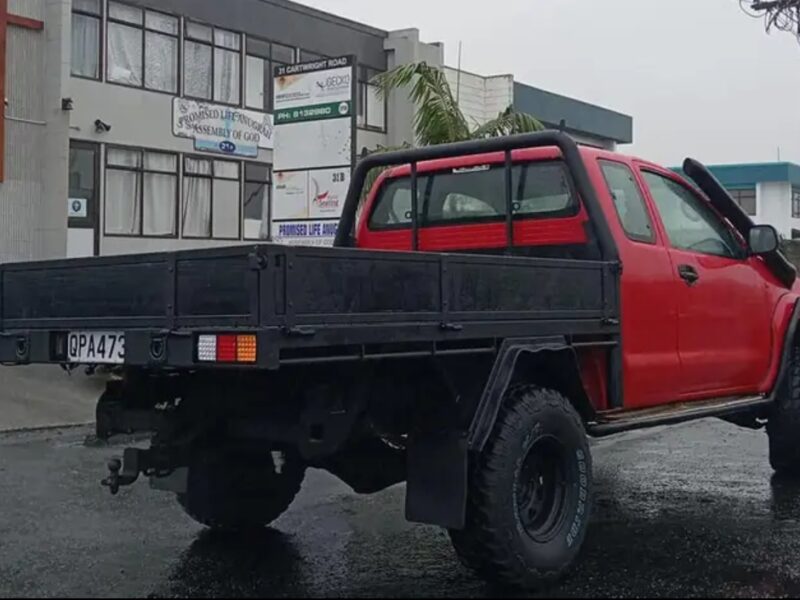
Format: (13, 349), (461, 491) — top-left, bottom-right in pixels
(449, 385), (592, 590)
(177, 447), (306, 531)
(768, 343), (800, 476)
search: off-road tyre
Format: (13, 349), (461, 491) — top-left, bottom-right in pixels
(449, 385), (592, 590)
(178, 448), (306, 530)
(768, 343), (800, 476)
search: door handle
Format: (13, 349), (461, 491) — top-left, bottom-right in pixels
(677, 264), (699, 285)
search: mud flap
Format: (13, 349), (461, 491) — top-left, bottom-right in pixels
(405, 430), (468, 530)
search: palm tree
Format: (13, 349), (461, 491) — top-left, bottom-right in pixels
(373, 61), (545, 146)
(355, 62), (545, 208)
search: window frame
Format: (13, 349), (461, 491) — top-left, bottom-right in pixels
(358, 65), (387, 133)
(183, 20), (244, 107)
(792, 187), (800, 219)
(181, 155), (243, 241)
(728, 187), (757, 217)
(245, 37), (271, 112)
(242, 162), (272, 240)
(68, 140), (101, 236)
(367, 159), (581, 232)
(105, 2), (181, 95)
(71, 0), (104, 81)
(104, 144), (180, 239)
(299, 49), (327, 63)
(640, 168), (747, 260)
(245, 37), (296, 112)
(598, 159), (656, 245)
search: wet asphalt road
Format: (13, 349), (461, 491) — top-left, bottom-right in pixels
(2, 420), (800, 598)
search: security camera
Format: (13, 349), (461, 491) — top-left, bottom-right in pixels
(61, 98), (74, 111)
(94, 119), (111, 133)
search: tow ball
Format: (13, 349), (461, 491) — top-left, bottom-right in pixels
(101, 448), (145, 495)
(101, 447), (177, 495)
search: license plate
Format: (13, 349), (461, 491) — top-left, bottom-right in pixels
(67, 331), (125, 365)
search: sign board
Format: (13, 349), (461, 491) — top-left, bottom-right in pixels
(173, 98), (274, 158)
(271, 56), (355, 246)
(68, 197), (87, 219)
(271, 219), (340, 247)
(274, 57), (353, 110)
(272, 170), (310, 221)
(308, 168), (350, 219)
(272, 168), (350, 221)
(273, 119), (351, 172)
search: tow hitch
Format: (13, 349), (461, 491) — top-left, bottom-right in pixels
(101, 447), (180, 495)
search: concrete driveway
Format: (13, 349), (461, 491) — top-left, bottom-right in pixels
(0, 365), (102, 431)
(1, 419), (800, 598)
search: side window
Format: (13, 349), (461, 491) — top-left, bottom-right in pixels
(367, 176), (427, 228)
(599, 161), (655, 243)
(425, 166), (506, 224)
(514, 163), (575, 217)
(642, 172), (742, 259)
(368, 161), (577, 230)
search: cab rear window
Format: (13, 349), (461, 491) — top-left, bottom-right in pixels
(368, 161), (578, 230)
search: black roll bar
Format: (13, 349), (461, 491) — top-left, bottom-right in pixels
(334, 130), (620, 263)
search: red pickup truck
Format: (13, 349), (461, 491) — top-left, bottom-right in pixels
(1, 132), (798, 590)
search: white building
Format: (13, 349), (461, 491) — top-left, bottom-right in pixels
(0, 0), (633, 263)
(700, 162), (800, 239)
(443, 66), (632, 151)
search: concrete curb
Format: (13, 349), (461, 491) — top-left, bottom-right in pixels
(0, 421), (94, 435)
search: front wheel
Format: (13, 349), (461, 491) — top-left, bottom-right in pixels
(449, 385), (592, 590)
(177, 447), (306, 531)
(768, 343), (800, 476)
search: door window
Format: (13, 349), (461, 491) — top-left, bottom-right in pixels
(68, 143), (98, 229)
(599, 161), (654, 243)
(642, 171), (742, 258)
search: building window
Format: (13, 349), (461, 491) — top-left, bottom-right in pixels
(182, 157), (241, 239)
(184, 22), (242, 105)
(105, 147), (178, 237)
(106, 2), (179, 93)
(299, 49), (326, 63)
(729, 188), (757, 217)
(358, 66), (386, 132)
(272, 42), (295, 66)
(793, 188), (800, 219)
(245, 38), (295, 112)
(72, 0), (102, 80)
(243, 163), (271, 240)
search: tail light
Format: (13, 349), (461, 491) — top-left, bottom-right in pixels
(197, 334), (257, 364)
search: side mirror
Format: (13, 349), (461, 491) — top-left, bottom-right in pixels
(749, 225), (779, 256)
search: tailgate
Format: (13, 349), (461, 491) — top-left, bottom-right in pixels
(0, 247), (258, 331)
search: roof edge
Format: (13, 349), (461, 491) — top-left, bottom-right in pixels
(256, 0), (388, 38)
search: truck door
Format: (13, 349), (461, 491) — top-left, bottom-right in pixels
(639, 169), (772, 398)
(596, 159), (681, 409)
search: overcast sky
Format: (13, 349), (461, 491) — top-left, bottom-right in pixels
(300, 0), (800, 167)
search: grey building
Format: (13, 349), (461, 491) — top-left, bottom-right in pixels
(0, 0), (633, 262)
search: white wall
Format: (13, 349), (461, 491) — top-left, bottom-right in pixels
(0, 0), (70, 263)
(70, 79), (273, 161)
(69, 79), (277, 256)
(756, 181), (798, 238)
(384, 29), (444, 148)
(443, 67), (513, 129)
